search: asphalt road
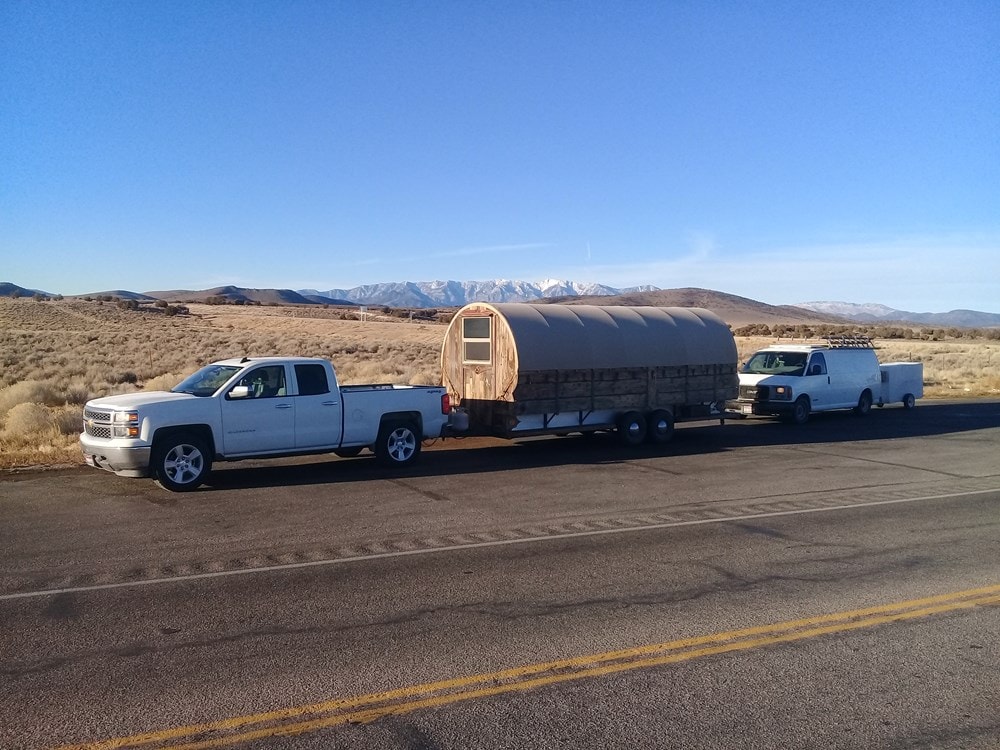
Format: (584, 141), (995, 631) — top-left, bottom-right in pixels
(1, 400), (999, 750)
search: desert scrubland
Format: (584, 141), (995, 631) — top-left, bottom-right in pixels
(2, 298), (998, 470)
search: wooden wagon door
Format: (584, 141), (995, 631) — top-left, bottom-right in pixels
(461, 314), (496, 427)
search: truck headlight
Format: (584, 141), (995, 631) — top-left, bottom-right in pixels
(112, 411), (140, 438)
(772, 386), (793, 401)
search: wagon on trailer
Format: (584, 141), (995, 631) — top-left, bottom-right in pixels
(441, 303), (738, 445)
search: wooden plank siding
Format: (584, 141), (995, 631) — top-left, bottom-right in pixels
(511, 365), (737, 416)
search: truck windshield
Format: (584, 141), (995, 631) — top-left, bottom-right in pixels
(742, 351), (807, 376)
(171, 365), (242, 397)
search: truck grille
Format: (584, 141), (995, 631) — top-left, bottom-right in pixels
(739, 385), (769, 401)
(84, 408), (112, 438)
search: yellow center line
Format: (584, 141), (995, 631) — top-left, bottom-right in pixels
(56, 584), (1000, 750)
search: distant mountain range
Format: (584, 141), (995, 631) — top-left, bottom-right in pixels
(2, 279), (998, 327)
(0, 282), (54, 298)
(796, 301), (1000, 328)
(299, 279), (658, 307)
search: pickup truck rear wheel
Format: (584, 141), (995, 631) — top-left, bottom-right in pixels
(154, 433), (211, 491)
(375, 421), (421, 467)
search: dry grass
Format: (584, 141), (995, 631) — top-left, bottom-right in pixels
(1, 297), (997, 470)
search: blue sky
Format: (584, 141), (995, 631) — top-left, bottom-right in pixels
(2, 0), (998, 312)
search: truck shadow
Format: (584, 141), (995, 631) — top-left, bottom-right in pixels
(204, 400), (1000, 492)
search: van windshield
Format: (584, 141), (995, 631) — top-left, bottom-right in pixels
(742, 351), (807, 376)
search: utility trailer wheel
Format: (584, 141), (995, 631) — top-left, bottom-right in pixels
(646, 409), (675, 444)
(616, 411), (647, 446)
(854, 389), (873, 416)
(375, 421), (421, 467)
(154, 432), (211, 491)
(902, 393), (916, 410)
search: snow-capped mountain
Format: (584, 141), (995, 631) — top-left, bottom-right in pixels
(796, 301), (1000, 328)
(300, 279), (659, 307)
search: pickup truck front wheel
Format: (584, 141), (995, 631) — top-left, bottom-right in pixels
(375, 421), (421, 467)
(154, 433), (211, 491)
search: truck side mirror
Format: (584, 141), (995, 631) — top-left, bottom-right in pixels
(228, 385), (252, 400)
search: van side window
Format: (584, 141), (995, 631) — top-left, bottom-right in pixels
(807, 353), (827, 376)
(295, 364), (330, 396)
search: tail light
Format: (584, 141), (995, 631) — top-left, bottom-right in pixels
(441, 393), (451, 414)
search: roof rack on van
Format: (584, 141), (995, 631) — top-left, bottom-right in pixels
(824, 335), (875, 349)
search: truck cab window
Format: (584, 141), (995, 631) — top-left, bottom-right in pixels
(237, 366), (285, 398)
(295, 364), (330, 396)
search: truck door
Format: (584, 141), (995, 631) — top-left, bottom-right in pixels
(220, 364), (296, 454)
(292, 363), (343, 448)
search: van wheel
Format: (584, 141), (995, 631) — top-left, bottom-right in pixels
(854, 390), (873, 416)
(790, 396), (810, 425)
(375, 421), (421, 467)
(902, 393), (916, 410)
(616, 411), (647, 446)
(646, 409), (675, 444)
(154, 432), (211, 491)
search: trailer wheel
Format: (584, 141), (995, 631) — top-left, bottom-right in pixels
(375, 420), (421, 467)
(790, 396), (810, 425)
(616, 411), (647, 446)
(646, 409), (675, 444)
(153, 432), (211, 492)
(902, 393), (916, 410)
(854, 389), (873, 416)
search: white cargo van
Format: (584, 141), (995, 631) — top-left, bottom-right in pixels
(727, 338), (882, 424)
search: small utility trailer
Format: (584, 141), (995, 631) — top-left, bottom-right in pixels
(878, 362), (924, 409)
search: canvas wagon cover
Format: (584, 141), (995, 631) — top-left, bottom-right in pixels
(484, 304), (735, 370)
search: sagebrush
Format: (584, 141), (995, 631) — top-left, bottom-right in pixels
(1, 298), (997, 469)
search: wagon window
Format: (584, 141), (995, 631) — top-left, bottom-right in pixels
(462, 317), (491, 364)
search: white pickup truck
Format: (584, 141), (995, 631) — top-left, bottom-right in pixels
(80, 356), (451, 491)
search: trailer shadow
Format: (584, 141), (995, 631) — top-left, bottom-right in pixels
(203, 399), (1000, 492)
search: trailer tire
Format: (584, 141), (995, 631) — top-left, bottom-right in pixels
(375, 420), (421, 467)
(902, 393), (916, 410)
(646, 409), (675, 444)
(616, 411), (647, 446)
(854, 389), (873, 416)
(790, 396), (810, 425)
(153, 432), (211, 492)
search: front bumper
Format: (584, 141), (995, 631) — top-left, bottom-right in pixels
(80, 435), (152, 478)
(725, 400), (793, 418)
